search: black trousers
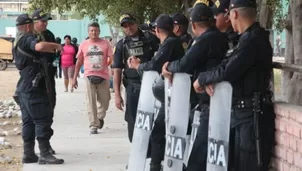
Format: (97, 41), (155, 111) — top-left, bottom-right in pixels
(187, 106), (209, 171)
(229, 103), (275, 171)
(150, 104), (166, 165)
(49, 77), (56, 143)
(187, 103), (275, 171)
(19, 91), (53, 142)
(124, 83), (140, 142)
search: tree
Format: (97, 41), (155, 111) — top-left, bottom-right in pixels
(28, 0), (184, 24)
(282, 0), (302, 105)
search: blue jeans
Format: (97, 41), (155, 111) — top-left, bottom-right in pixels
(109, 77), (113, 89)
(80, 66), (84, 73)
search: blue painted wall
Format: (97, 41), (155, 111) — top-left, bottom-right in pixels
(0, 15), (113, 43)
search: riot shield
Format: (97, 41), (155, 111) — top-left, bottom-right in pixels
(127, 71), (160, 171)
(206, 81), (233, 171)
(163, 73), (191, 171)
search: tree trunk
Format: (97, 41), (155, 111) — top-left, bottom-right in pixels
(258, 0), (274, 29)
(286, 0), (302, 105)
(282, 4), (293, 102)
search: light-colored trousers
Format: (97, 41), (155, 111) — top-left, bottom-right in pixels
(85, 77), (111, 129)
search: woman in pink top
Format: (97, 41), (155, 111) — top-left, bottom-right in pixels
(61, 35), (78, 92)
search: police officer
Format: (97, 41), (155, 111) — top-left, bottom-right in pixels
(193, 0), (275, 170)
(162, 3), (229, 171)
(171, 13), (193, 50)
(32, 9), (57, 155)
(55, 37), (62, 79)
(112, 13), (159, 142)
(14, 13), (64, 164)
(72, 37), (79, 46)
(128, 14), (185, 171)
(211, 0), (239, 48)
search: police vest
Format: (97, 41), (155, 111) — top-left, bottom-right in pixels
(36, 30), (57, 79)
(180, 33), (192, 50)
(122, 32), (156, 79)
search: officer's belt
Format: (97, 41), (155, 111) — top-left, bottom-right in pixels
(232, 95), (272, 109)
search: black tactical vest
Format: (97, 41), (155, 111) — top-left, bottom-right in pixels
(122, 32), (156, 80)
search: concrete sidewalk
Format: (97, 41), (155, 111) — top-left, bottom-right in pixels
(23, 77), (130, 171)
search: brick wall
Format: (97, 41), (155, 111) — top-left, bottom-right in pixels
(271, 102), (302, 171)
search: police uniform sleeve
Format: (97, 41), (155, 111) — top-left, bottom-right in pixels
(150, 34), (159, 52)
(49, 32), (55, 42)
(111, 40), (124, 69)
(167, 40), (208, 74)
(23, 35), (39, 52)
(197, 35), (257, 86)
(138, 39), (174, 73)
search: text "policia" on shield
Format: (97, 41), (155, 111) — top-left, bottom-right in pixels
(165, 135), (186, 160)
(207, 138), (228, 167)
(134, 110), (154, 131)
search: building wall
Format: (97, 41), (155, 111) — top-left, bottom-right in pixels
(0, 1), (118, 43)
(0, 17), (113, 43)
(271, 103), (302, 171)
(0, 0), (29, 12)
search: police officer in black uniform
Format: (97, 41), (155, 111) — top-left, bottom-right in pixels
(128, 14), (185, 171)
(171, 13), (193, 50)
(72, 37), (79, 46)
(162, 3), (229, 171)
(14, 13), (64, 165)
(193, 0), (275, 170)
(55, 37), (62, 79)
(32, 9), (57, 155)
(112, 13), (159, 142)
(211, 0), (239, 48)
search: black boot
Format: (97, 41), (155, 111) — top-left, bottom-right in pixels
(22, 141), (38, 163)
(150, 164), (162, 171)
(48, 144), (56, 155)
(38, 140), (64, 165)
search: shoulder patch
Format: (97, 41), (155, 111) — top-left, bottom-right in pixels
(182, 42), (188, 49)
(192, 40), (196, 46)
(113, 46), (116, 54)
(194, 0), (210, 7)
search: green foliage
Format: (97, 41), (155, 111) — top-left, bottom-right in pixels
(29, 0), (182, 25)
(271, 0), (289, 33)
(69, 10), (85, 20)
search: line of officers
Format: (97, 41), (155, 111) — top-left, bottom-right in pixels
(113, 0), (275, 171)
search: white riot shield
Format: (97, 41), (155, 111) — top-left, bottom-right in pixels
(127, 71), (159, 171)
(206, 81), (233, 171)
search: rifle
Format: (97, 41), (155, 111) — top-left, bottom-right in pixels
(33, 57), (54, 111)
(253, 92), (262, 167)
(14, 34), (54, 110)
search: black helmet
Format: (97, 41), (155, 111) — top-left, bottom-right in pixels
(55, 37), (61, 44)
(71, 37), (78, 44)
(152, 76), (165, 103)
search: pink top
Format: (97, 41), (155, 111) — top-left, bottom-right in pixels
(77, 39), (113, 80)
(61, 45), (76, 68)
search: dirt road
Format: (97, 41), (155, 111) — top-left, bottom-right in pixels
(0, 67), (22, 171)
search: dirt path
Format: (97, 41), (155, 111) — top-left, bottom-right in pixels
(0, 67), (22, 171)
